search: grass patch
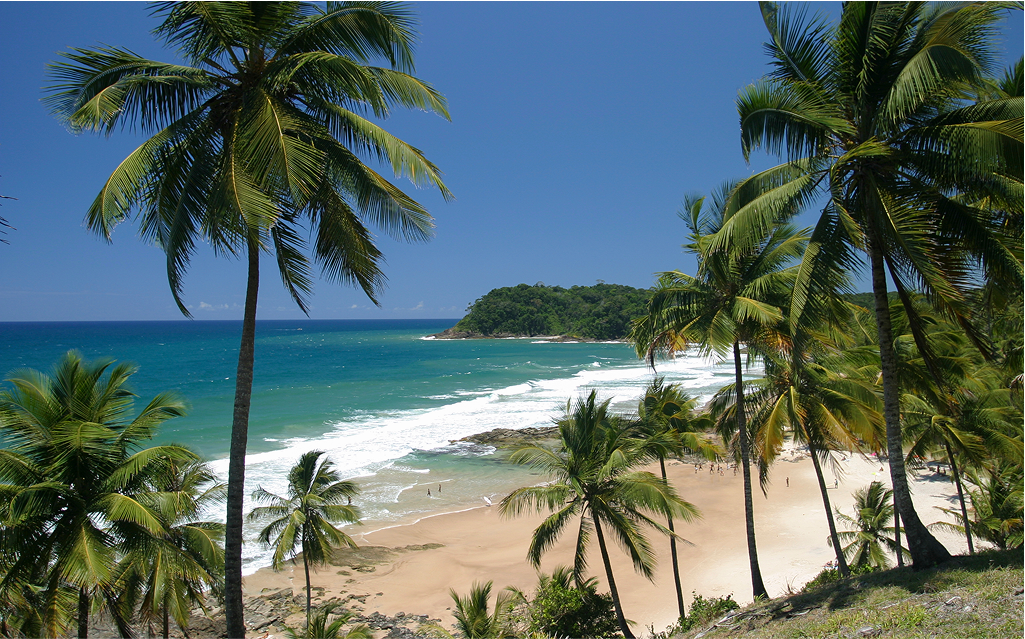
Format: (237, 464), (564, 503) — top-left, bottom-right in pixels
(672, 549), (1023, 639)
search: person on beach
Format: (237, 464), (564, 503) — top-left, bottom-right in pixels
(427, 488), (431, 497)
(786, 477), (789, 487)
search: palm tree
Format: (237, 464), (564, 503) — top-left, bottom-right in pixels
(634, 377), (719, 620)
(448, 581), (516, 639)
(499, 391), (698, 639)
(116, 458), (226, 639)
(0, 351), (193, 638)
(45, 5), (451, 634)
(248, 450), (361, 628)
(744, 321), (884, 579)
(285, 603), (372, 639)
(734, 1), (1023, 568)
(931, 461), (1023, 551)
(629, 189), (806, 599)
(833, 482), (908, 570)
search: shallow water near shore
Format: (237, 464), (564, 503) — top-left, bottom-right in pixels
(0, 319), (752, 573)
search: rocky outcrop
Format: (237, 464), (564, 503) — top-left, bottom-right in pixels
(458, 426), (559, 448)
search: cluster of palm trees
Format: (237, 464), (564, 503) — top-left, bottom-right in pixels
(499, 387), (715, 639)
(629, 0), (1022, 612)
(0, 352), (367, 639)
(0, 352), (225, 639)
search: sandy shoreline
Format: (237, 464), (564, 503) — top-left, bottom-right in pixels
(242, 446), (967, 635)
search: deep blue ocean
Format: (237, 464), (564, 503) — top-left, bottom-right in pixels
(0, 319), (740, 572)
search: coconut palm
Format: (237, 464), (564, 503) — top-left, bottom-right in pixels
(449, 581), (516, 639)
(115, 458), (226, 639)
(0, 351), (193, 638)
(629, 188), (806, 599)
(734, 1), (1023, 568)
(931, 461), (1023, 551)
(45, 4), (451, 634)
(249, 450), (361, 628)
(744, 313), (884, 579)
(833, 482), (909, 570)
(633, 377), (719, 620)
(285, 603), (372, 639)
(499, 391), (699, 639)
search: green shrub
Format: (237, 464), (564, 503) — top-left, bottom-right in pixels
(649, 593), (740, 638)
(519, 572), (619, 638)
(801, 563), (878, 593)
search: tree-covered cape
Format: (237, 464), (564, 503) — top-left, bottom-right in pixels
(451, 283), (652, 340)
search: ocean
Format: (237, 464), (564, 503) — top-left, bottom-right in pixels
(0, 319), (745, 573)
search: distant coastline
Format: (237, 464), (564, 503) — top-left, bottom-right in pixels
(428, 326), (620, 343)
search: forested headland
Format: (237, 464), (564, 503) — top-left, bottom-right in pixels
(438, 283), (653, 340)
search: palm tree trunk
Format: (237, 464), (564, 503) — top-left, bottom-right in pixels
(78, 587), (89, 639)
(304, 543), (313, 627)
(660, 456), (686, 620)
(225, 237), (261, 639)
(893, 494), (903, 567)
(943, 441), (974, 554)
(163, 604), (170, 639)
(807, 440), (849, 577)
(867, 241), (951, 569)
(734, 341), (767, 598)
(592, 515), (634, 639)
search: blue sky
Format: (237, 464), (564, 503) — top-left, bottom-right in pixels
(0, 2), (1021, 322)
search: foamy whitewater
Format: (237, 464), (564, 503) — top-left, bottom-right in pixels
(0, 319), (758, 574)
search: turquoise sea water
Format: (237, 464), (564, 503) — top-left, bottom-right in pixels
(0, 319), (742, 573)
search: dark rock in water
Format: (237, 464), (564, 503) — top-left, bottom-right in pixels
(458, 426), (559, 448)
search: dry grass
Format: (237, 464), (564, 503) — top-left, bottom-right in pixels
(672, 549), (1023, 639)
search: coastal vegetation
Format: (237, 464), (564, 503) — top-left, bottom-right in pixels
(0, 352), (219, 638)
(731, 0), (1022, 570)
(629, 188), (808, 599)
(45, 3), (452, 635)
(450, 283), (652, 340)
(1, 1), (1020, 638)
(499, 390), (699, 639)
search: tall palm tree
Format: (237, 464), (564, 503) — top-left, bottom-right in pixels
(629, 189), (806, 599)
(116, 458), (226, 639)
(0, 351), (193, 638)
(634, 377), (719, 620)
(833, 482), (908, 570)
(45, 4), (451, 634)
(734, 1), (1023, 568)
(499, 391), (698, 639)
(248, 450), (361, 628)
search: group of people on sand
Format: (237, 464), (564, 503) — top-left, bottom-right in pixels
(693, 462), (736, 477)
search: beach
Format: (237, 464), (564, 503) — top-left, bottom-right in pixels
(242, 446), (968, 636)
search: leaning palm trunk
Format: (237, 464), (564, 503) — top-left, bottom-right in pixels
(659, 456), (686, 619)
(734, 341), (768, 598)
(593, 516), (633, 639)
(225, 240), (261, 638)
(943, 441), (975, 554)
(869, 242), (951, 569)
(807, 441), (849, 577)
